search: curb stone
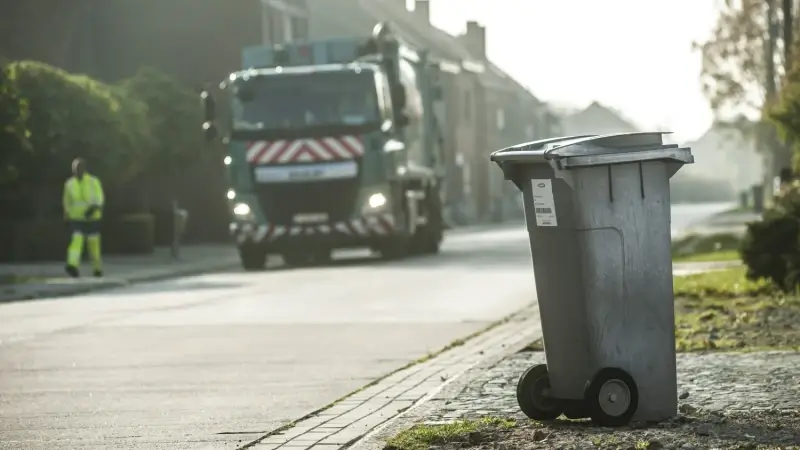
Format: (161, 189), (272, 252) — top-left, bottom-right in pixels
(0, 259), (240, 303)
(347, 327), (539, 450)
(239, 303), (543, 450)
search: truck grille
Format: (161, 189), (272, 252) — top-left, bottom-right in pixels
(255, 177), (360, 224)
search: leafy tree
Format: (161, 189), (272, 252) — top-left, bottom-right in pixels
(117, 67), (213, 177)
(696, 0), (797, 176)
(696, 0), (771, 117)
(0, 60), (32, 185)
(117, 67), (219, 209)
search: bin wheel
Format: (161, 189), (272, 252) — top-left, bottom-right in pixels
(516, 364), (562, 421)
(584, 367), (638, 427)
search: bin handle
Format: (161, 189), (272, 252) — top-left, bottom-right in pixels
(557, 147), (693, 170)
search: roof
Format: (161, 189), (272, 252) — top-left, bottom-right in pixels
(560, 101), (641, 136)
(307, 0), (478, 70)
(307, 0), (540, 101)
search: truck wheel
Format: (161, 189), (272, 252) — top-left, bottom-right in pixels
(379, 238), (409, 260)
(411, 189), (444, 255)
(238, 244), (268, 271)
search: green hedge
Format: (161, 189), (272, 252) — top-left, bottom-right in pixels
(0, 215), (155, 262)
(3, 61), (154, 191)
(0, 61), (230, 250)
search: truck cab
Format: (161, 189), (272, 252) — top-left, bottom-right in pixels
(201, 23), (445, 270)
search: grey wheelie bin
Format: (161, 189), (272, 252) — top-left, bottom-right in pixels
(489, 132), (693, 427)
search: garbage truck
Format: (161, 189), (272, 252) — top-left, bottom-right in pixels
(200, 23), (446, 270)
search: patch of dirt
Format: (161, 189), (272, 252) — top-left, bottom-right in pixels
(431, 409), (800, 450)
(675, 295), (800, 351)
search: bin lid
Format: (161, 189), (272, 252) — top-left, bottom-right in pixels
(490, 132), (693, 169)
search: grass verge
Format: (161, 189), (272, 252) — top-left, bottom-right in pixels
(673, 267), (800, 352)
(672, 249), (740, 263)
(385, 417), (517, 450)
(385, 410), (800, 450)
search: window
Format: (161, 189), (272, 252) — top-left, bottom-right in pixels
(291, 17), (308, 41)
(282, 14), (293, 43)
(268, 8), (284, 44)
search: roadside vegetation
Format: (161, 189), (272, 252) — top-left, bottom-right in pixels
(0, 60), (229, 261)
(385, 418), (517, 450)
(673, 267), (799, 352)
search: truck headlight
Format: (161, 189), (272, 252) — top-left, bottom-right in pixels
(233, 203), (251, 216)
(368, 193), (387, 209)
(227, 189), (236, 200)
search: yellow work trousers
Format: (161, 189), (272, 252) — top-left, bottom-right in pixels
(66, 221), (103, 270)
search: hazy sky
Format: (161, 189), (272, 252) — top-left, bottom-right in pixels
(425, 0), (721, 142)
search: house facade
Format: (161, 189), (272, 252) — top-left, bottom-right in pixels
(260, 0), (311, 45)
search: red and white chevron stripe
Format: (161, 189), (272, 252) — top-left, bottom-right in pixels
(246, 136), (365, 165)
(232, 213), (395, 243)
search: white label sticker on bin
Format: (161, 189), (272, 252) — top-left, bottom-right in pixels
(531, 179), (557, 226)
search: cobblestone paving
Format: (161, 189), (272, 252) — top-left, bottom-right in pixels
(429, 350), (800, 423)
(414, 350), (800, 449)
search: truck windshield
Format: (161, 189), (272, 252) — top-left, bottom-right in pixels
(231, 70), (380, 131)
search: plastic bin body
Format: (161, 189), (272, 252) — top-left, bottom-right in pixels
(492, 132), (693, 422)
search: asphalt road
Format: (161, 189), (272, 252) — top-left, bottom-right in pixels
(0, 226), (536, 450)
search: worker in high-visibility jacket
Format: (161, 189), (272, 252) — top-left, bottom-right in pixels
(63, 158), (104, 278)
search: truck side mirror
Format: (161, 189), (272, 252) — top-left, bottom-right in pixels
(200, 90), (216, 122)
(202, 121), (218, 141)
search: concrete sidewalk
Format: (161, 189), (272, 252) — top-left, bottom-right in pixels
(0, 245), (240, 303)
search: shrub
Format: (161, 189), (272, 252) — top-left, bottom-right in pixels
(3, 61), (155, 217)
(118, 67), (229, 243)
(0, 61), (32, 185)
(118, 67), (211, 171)
(740, 182), (800, 291)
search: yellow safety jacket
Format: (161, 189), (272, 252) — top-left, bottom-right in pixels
(63, 174), (104, 221)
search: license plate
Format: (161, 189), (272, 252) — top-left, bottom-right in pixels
(254, 161), (358, 183)
(293, 213), (328, 224)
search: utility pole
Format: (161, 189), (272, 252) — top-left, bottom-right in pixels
(763, 0), (785, 198)
(784, 0), (793, 64)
